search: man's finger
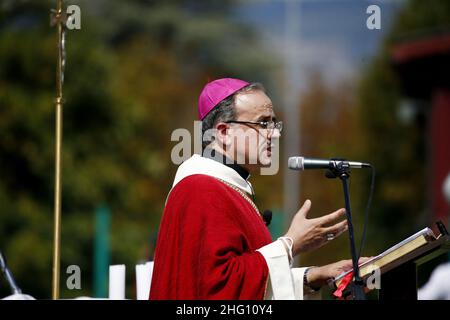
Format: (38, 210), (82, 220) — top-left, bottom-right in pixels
(297, 199), (312, 218)
(323, 220), (348, 238)
(358, 257), (373, 264)
(319, 208), (346, 225)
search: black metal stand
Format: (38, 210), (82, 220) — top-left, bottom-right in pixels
(326, 160), (366, 300)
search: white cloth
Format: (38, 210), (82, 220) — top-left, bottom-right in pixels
(257, 240), (320, 300)
(418, 262), (450, 300)
(257, 240), (297, 299)
(172, 154), (253, 194)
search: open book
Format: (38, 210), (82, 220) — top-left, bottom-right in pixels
(333, 227), (439, 287)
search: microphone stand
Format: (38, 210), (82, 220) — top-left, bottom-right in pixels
(326, 160), (366, 300)
(0, 252), (22, 295)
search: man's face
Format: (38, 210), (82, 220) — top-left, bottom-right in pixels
(227, 90), (281, 172)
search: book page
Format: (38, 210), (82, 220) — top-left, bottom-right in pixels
(333, 227), (436, 282)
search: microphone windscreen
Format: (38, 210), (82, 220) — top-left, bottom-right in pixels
(288, 157), (304, 170)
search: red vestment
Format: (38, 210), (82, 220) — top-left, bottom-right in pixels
(150, 174), (272, 300)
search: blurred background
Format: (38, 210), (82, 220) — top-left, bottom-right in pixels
(0, 0), (449, 299)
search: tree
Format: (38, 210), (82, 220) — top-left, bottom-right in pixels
(0, 0), (275, 298)
(296, 72), (370, 270)
(357, 0), (450, 253)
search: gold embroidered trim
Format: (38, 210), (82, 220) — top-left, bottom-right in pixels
(215, 178), (263, 221)
(215, 178), (268, 298)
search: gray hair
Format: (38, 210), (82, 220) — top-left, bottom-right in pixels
(201, 82), (265, 150)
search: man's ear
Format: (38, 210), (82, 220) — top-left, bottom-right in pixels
(215, 122), (230, 147)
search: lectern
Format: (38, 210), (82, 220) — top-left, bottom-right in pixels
(379, 235), (450, 300)
(333, 226), (450, 300)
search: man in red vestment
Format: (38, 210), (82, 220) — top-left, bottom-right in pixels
(150, 78), (360, 300)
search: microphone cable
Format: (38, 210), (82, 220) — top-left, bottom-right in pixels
(357, 164), (376, 262)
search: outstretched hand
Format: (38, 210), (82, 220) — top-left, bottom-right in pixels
(285, 199), (348, 255)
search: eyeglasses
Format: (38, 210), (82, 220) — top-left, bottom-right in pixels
(225, 120), (283, 133)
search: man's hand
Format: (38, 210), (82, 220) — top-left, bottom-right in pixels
(284, 199), (348, 255)
(306, 258), (373, 289)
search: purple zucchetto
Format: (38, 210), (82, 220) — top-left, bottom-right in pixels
(198, 78), (250, 120)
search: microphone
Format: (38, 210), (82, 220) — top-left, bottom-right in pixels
(288, 157), (371, 171)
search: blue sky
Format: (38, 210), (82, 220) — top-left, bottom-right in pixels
(234, 0), (406, 90)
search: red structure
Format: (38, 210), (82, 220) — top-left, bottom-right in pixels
(392, 32), (450, 226)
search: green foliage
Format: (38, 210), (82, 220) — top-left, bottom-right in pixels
(356, 0), (450, 253)
(391, 0), (450, 38)
(295, 0), (450, 269)
(0, 0), (274, 298)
